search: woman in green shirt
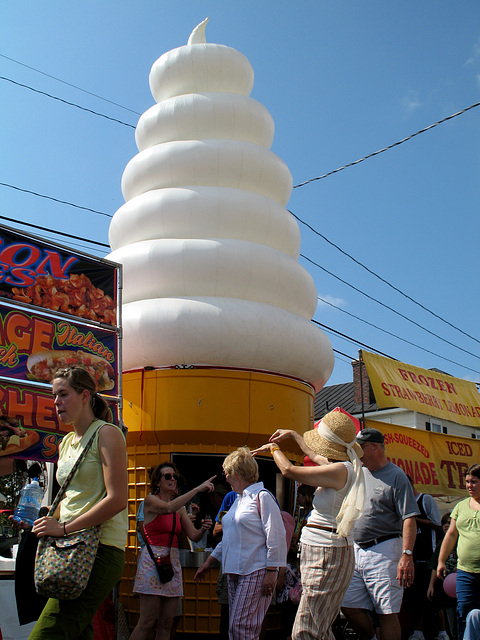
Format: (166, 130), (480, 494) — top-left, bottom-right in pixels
(437, 464), (480, 640)
(29, 366), (128, 640)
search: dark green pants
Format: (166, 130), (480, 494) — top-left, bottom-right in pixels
(28, 544), (125, 640)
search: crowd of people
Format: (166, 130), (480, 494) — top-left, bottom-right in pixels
(127, 408), (479, 640)
(7, 383), (480, 640)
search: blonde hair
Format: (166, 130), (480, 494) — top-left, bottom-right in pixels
(223, 447), (259, 484)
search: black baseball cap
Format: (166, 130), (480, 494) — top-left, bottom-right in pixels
(356, 427), (385, 445)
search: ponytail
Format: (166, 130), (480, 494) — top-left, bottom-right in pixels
(91, 392), (110, 421)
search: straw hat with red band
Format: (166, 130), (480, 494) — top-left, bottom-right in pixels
(303, 408), (363, 462)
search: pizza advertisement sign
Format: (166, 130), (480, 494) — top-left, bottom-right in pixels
(0, 379), (119, 462)
(0, 225), (121, 463)
(0, 225), (117, 326)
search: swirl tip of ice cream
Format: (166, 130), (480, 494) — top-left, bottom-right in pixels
(149, 17), (254, 102)
(188, 17), (209, 45)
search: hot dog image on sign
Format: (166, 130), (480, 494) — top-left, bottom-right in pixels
(26, 349), (115, 391)
(0, 304), (118, 395)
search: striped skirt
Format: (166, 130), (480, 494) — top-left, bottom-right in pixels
(292, 542), (354, 640)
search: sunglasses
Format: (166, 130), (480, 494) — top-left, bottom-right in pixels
(161, 473), (179, 481)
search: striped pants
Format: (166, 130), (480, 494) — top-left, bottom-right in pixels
(293, 543), (354, 640)
(227, 569), (273, 640)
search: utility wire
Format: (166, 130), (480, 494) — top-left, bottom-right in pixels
(312, 319), (393, 358)
(0, 182), (113, 217)
(0, 215), (110, 248)
(332, 350), (355, 364)
(0, 217), (392, 367)
(0, 76), (136, 129)
(3, 199), (479, 367)
(318, 296), (480, 375)
(319, 295), (441, 355)
(293, 210), (480, 349)
(36, 234), (106, 255)
(0, 53), (142, 116)
(5, 65), (479, 192)
(302, 253), (480, 363)
(293, 101), (480, 188)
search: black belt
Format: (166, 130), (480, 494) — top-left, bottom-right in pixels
(356, 533), (401, 549)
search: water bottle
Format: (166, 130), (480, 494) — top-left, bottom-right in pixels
(13, 478), (44, 526)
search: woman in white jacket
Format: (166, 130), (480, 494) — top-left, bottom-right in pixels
(194, 447), (287, 640)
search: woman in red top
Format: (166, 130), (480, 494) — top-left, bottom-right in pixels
(130, 462), (215, 640)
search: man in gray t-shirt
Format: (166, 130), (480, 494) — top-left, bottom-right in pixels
(355, 461), (419, 543)
(342, 427), (419, 640)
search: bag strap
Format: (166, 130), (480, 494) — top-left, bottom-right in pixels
(48, 420), (105, 517)
(256, 488), (278, 517)
(417, 493), (427, 518)
(256, 490), (265, 518)
(144, 512), (177, 560)
(144, 536), (157, 564)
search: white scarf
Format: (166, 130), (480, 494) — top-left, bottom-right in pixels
(316, 421), (366, 537)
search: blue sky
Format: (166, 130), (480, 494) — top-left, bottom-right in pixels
(1, 1), (479, 388)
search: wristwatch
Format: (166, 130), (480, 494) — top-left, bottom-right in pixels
(402, 549), (413, 556)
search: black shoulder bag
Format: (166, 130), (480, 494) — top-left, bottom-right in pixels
(144, 512), (177, 584)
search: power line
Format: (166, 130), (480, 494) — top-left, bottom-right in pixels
(35, 234), (106, 255)
(317, 296), (480, 374)
(0, 215), (110, 248)
(293, 101), (480, 188)
(302, 253), (480, 362)
(332, 350), (354, 364)
(4, 51), (478, 183)
(0, 182), (113, 217)
(293, 210), (480, 348)
(313, 319), (393, 358)
(318, 295), (438, 355)
(0, 76), (136, 129)
(0, 53), (142, 116)
(313, 320), (480, 376)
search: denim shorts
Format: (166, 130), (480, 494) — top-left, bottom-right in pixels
(342, 536), (403, 614)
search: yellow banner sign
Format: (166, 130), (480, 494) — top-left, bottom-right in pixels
(362, 351), (480, 427)
(366, 419), (479, 497)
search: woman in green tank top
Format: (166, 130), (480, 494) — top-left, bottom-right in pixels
(29, 366), (128, 640)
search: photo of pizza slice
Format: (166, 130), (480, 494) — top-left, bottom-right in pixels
(0, 415), (40, 457)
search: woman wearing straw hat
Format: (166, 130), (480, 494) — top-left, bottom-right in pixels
(252, 408), (366, 640)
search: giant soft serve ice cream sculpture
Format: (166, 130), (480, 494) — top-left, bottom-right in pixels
(109, 19), (334, 446)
